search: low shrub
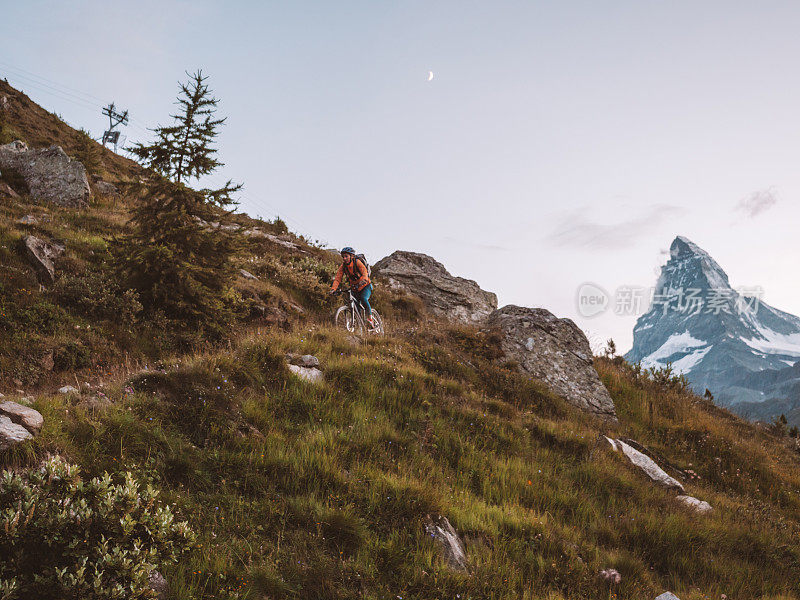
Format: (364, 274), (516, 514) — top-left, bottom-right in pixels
(0, 455), (195, 600)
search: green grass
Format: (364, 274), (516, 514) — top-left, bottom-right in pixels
(2, 326), (799, 599)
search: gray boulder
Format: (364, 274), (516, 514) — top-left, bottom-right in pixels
(655, 593), (681, 600)
(21, 235), (65, 284)
(0, 140), (90, 208)
(373, 251), (497, 324)
(423, 514), (468, 572)
(0, 415), (34, 450)
(0, 401), (44, 433)
(58, 385), (80, 395)
(486, 306), (616, 420)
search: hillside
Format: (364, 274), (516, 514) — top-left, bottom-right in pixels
(2, 81), (800, 600)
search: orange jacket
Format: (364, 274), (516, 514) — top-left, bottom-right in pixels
(332, 257), (370, 292)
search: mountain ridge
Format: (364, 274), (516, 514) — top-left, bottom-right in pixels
(627, 235), (800, 423)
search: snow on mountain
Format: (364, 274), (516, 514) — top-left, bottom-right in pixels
(626, 236), (800, 424)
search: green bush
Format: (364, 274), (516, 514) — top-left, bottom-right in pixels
(53, 271), (142, 325)
(53, 341), (91, 371)
(0, 456), (195, 600)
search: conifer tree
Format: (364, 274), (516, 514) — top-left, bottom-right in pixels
(116, 70), (242, 336)
(73, 129), (102, 176)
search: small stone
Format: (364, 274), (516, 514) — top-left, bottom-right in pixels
(58, 385), (79, 395)
(599, 568), (622, 584)
(605, 437), (685, 493)
(21, 235), (65, 285)
(93, 180), (119, 196)
(423, 514), (468, 572)
(676, 495), (713, 514)
(17, 215), (37, 225)
(655, 593), (681, 600)
(0, 401), (44, 433)
(149, 571), (168, 600)
(78, 395), (112, 414)
(288, 364), (324, 385)
(239, 269), (259, 280)
(299, 354), (320, 368)
(0, 181), (20, 198)
(0, 415), (33, 450)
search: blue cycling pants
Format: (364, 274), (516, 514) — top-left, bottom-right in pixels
(357, 284), (373, 316)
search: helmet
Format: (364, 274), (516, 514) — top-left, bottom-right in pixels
(341, 246), (355, 255)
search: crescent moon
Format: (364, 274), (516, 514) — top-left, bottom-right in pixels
(427, 71), (434, 81)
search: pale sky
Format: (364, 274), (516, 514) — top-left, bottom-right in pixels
(3, 0), (800, 351)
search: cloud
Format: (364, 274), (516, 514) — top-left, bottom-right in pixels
(546, 204), (684, 250)
(736, 189), (777, 218)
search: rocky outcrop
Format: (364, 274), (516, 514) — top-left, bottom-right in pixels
(0, 401), (43, 450)
(373, 251), (497, 324)
(423, 514), (467, 572)
(0, 140), (90, 207)
(21, 235), (65, 284)
(486, 306), (616, 420)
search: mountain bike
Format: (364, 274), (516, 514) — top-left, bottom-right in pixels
(333, 288), (384, 336)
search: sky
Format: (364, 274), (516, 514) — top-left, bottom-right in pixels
(2, 0), (800, 352)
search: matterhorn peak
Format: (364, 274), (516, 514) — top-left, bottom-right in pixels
(628, 236), (800, 421)
(657, 236), (730, 293)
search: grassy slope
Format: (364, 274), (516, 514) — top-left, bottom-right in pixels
(1, 82), (800, 599)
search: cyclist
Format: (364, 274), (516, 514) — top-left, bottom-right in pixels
(330, 246), (374, 328)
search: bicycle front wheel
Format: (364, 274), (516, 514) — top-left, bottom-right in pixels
(335, 305), (362, 334)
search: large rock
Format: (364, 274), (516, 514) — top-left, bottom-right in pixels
(486, 306), (616, 419)
(21, 235), (65, 284)
(0, 401), (44, 433)
(605, 437), (685, 493)
(0, 140), (90, 207)
(373, 251), (497, 324)
(0, 415), (33, 450)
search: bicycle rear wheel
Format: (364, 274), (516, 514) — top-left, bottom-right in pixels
(369, 310), (385, 336)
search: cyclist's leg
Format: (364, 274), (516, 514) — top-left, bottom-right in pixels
(357, 284), (373, 317)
